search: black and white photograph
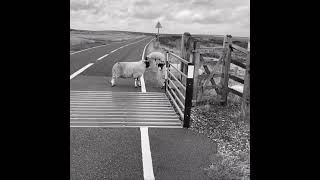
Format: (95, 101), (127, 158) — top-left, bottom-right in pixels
(70, 0), (250, 179)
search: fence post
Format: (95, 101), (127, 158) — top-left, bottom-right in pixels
(223, 35), (227, 48)
(181, 32), (192, 85)
(183, 63), (194, 128)
(192, 41), (201, 105)
(241, 39), (250, 123)
(220, 35), (232, 106)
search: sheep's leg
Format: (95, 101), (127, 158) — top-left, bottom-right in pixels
(111, 77), (116, 87)
(138, 77), (141, 87)
(134, 78), (138, 88)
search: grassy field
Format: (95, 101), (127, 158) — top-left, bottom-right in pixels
(70, 29), (151, 53)
(158, 34), (249, 49)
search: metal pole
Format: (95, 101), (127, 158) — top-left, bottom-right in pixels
(183, 63), (194, 128)
(165, 52), (169, 91)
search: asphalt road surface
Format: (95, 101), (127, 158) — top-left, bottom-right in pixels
(70, 36), (217, 180)
(70, 36), (163, 92)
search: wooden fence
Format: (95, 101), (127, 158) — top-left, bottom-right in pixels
(176, 32), (250, 122)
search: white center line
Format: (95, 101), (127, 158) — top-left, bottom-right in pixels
(96, 37), (148, 62)
(70, 43), (112, 55)
(97, 54), (109, 61)
(70, 37), (150, 80)
(70, 63), (94, 80)
(140, 127), (155, 180)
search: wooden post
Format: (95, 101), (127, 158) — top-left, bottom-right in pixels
(180, 32), (192, 86)
(222, 35), (227, 48)
(220, 35), (232, 106)
(241, 39), (250, 123)
(183, 63), (194, 128)
(192, 41), (201, 103)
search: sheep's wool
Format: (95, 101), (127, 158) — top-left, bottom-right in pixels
(147, 51), (165, 61)
(112, 61), (145, 79)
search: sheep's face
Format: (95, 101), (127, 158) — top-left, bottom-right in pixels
(154, 58), (165, 70)
(144, 60), (150, 68)
(145, 56), (165, 70)
(144, 57), (151, 68)
(157, 62), (165, 70)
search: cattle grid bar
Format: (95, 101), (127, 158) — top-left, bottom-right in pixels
(164, 51), (194, 128)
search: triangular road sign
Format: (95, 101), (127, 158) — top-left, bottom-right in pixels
(155, 21), (162, 28)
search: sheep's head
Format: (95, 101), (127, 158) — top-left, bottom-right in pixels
(146, 52), (166, 70)
(153, 58), (165, 70)
(157, 63), (165, 70)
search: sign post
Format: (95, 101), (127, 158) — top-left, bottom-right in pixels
(155, 21), (162, 41)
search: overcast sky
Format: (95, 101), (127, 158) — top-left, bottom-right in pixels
(70, 0), (250, 37)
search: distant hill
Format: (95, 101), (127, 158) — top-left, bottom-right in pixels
(70, 29), (155, 36)
(70, 29), (249, 40)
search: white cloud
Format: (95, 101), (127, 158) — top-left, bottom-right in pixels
(70, 0), (250, 36)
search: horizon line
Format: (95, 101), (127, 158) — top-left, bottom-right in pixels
(70, 28), (249, 39)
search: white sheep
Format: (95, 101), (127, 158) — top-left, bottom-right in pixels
(110, 58), (150, 87)
(147, 51), (165, 61)
(146, 51), (166, 70)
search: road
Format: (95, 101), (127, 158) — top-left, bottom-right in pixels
(70, 36), (217, 180)
(70, 36), (162, 92)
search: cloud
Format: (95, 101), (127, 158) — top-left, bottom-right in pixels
(70, 0), (250, 37)
(70, 0), (104, 12)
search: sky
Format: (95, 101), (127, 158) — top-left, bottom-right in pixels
(70, 0), (250, 37)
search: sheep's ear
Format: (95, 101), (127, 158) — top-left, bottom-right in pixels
(145, 56), (148, 60)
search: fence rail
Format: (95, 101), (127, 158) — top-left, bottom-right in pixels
(180, 33), (250, 122)
(159, 32), (250, 126)
(164, 48), (194, 128)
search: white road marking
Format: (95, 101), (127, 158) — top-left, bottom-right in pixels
(140, 76), (146, 93)
(70, 36), (148, 55)
(70, 63), (94, 80)
(97, 54), (109, 61)
(96, 37), (149, 62)
(70, 44), (113, 55)
(140, 38), (155, 93)
(140, 127), (155, 180)
(70, 37), (150, 79)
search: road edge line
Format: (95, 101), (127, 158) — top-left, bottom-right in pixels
(141, 38), (155, 93)
(140, 127), (155, 180)
(96, 37), (149, 62)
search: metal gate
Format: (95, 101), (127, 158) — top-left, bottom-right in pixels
(164, 51), (194, 128)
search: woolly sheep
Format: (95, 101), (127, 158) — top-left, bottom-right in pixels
(146, 51), (166, 70)
(110, 58), (150, 87)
